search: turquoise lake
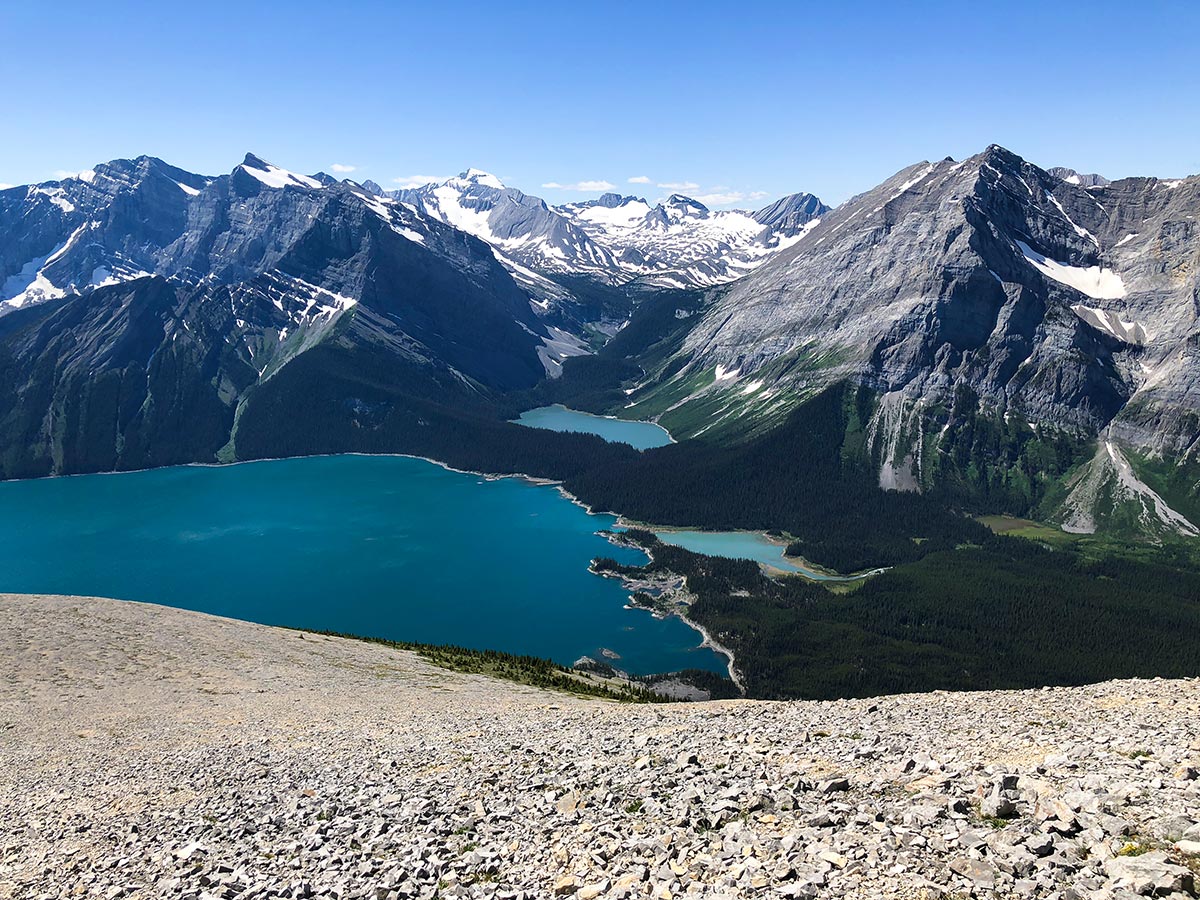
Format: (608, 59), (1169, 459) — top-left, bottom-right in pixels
(651, 530), (868, 581)
(513, 405), (673, 450)
(511, 407), (865, 581)
(0, 455), (726, 675)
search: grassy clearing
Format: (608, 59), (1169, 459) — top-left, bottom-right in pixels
(976, 515), (1080, 545)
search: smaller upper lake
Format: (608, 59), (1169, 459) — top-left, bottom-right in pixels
(650, 530), (874, 582)
(513, 405), (673, 450)
(510, 407), (874, 582)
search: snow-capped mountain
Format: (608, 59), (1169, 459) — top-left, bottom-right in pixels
(558, 191), (828, 289)
(0, 153), (612, 478)
(392, 170), (630, 323)
(0, 153), (598, 376)
(395, 172), (828, 294)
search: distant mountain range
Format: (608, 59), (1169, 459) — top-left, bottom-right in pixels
(392, 170), (827, 309)
(0, 155), (826, 365)
(0, 146), (1197, 541)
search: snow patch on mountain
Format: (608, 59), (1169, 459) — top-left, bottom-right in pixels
(771, 218), (821, 253)
(1071, 305), (1148, 345)
(357, 194), (428, 245)
(1016, 240), (1127, 299)
(89, 265), (152, 289)
(571, 197), (655, 230)
(462, 168), (504, 189)
(428, 184), (497, 241)
(1046, 193), (1099, 247)
(3, 250), (65, 305)
(1, 223), (98, 309)
(239, 157), (323, 190)
(887, 164), (935, 201)
(1, 267), (66, 310)
(31, 186), (76, 213)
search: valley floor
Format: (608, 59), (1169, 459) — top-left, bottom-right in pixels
(2, 595), (1199, 900)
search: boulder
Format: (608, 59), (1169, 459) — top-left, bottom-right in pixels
(1105, 851), (1194, 896)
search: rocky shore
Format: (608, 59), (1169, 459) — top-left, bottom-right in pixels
(2, 594), (1198, 900)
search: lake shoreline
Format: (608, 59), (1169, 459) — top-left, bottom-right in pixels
(0, 450), (733, 679)
(615, 517), (886, 582)
(511, 404), (676, 449)
(0, 445), (879, 586)
(592, 532), (745, 695)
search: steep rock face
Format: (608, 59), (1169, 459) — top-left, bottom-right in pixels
(621, 146), (1198, 529)
(751, 191), (828, 238)
(0, 156), (206, 309)
(0, 155), (556, 382)
(0, 258), (529, 478)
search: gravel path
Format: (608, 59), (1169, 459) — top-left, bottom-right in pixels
(2, 594), (1198, 900)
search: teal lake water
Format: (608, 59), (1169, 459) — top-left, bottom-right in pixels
(513, 405), (673, 450)
(510, 407), (863, 582)
(651, 530), (867, 581)
(0, 455), (725, 675)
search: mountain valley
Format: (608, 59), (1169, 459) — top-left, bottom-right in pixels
(1, 144), (1198, 700)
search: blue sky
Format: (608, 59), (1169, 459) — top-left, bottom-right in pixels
(1, 0), (1196, 206)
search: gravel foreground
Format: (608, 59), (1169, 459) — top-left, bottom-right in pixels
(2, 595), (1199, 900)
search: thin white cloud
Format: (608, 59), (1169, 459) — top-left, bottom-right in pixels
(0, 183), (12, 190)
(541, 179), (616, 192)
(627, 175), (651, 184)
(694, 191), (748, 205)
(657, 181), (700, 191)
(659, 185), (769, 207)
(53, 170), (77, 180)
(330, 163), (357, 173)
(392, 174), (447, 189)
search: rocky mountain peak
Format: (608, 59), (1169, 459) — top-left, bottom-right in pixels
(751, 191), (828, 236)
(663, 193), (708, 213)
(593, 192), (642, 208)
(459, 168), (505, 189)
(232, 155), (324, 192)
(241, 152), (272, 170)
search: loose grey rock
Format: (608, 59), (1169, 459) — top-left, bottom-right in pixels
(3, 593), (1199, 900)
(1105, 851), (1195, 896)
